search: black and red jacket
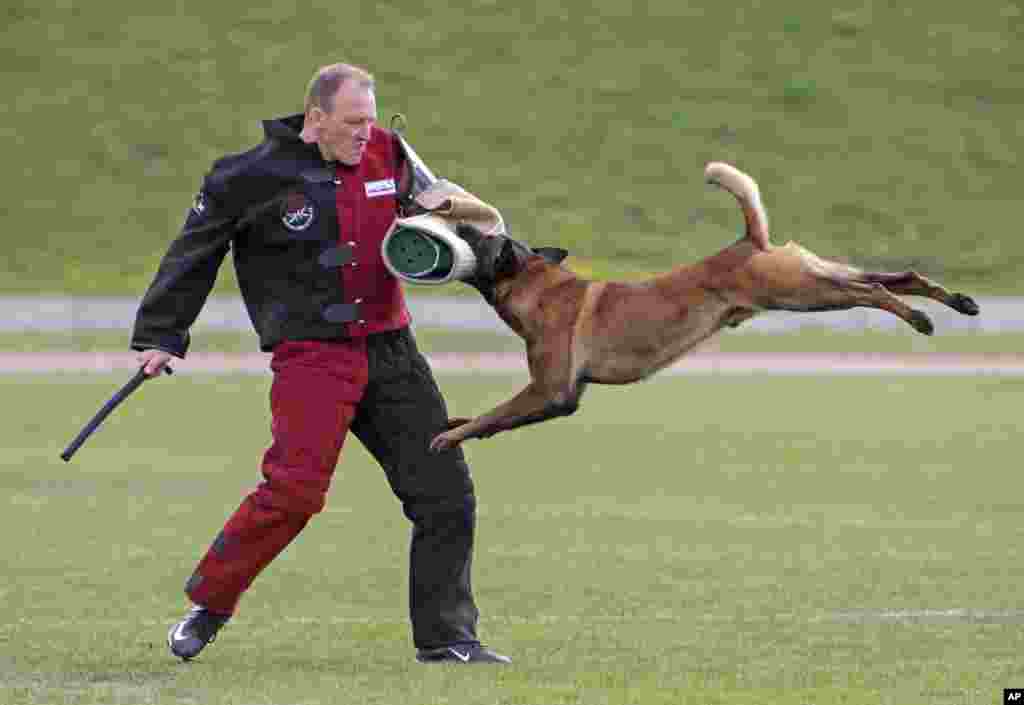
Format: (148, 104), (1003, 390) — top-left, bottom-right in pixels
(131, 114), (416, 356)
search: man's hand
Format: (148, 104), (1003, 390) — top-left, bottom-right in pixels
(137, 349), (174, 377)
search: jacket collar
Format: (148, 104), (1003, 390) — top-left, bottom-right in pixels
(261, 113), (379, 172)
(262, 114), (341, 167)
(261, 114), (306, 141)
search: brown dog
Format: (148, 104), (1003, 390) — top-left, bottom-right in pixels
(428, 162), (979, 452)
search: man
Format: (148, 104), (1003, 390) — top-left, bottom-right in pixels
(133, 63), (509, 665)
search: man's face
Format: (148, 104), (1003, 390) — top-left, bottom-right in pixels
(312, 81), (377, 165)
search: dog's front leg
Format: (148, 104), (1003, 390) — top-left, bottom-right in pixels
(429, 381), (581, 452)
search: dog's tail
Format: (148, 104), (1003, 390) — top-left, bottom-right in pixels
(705, 162), (770, 250)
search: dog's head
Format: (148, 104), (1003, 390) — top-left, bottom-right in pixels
(454, 223), (568, 305)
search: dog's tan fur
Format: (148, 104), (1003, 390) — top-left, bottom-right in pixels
(429, 162), (979, 452)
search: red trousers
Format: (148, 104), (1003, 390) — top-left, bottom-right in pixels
(186, 340), (367, 613)
(182, 331), (479, 648)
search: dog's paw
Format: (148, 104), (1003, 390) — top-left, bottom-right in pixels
(429, 431), (462, 453)
(948, 293), (980, 316)
(909, 309), (934, 335)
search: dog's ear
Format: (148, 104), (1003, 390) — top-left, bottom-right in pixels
(493, 239), (518, 278)
(534, 247), (569, 265)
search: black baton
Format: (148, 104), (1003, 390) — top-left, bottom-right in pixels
(60, 364), (173, 462)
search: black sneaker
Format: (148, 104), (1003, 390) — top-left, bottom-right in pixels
(416, 644), (512, 665)
(167, 605), (230, 661)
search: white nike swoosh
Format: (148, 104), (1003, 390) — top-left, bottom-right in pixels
(172, 622), (189, 643)
(448, 647), (471, 662)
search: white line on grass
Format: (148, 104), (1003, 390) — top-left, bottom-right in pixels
(822, 608), (1024, 623)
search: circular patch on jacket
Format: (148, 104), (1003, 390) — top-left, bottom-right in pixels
(281, 191), (316, 232)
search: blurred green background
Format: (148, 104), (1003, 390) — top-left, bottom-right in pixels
(4, 0), (1021, 296)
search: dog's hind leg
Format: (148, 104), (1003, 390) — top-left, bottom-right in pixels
(849, 270), (979, 316)
(774, 244), (979, 317)
(766, 276), (936, 335)
(745, 244), (977, 334)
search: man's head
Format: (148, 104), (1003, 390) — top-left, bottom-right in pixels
(300, 63), (377, 165)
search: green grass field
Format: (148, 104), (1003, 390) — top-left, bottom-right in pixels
(4, 373), (1022, 704)
(4, 0), (1022, 295)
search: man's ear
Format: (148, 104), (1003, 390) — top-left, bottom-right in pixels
(299, 109), (321, 143)
(534, 247), (569, 265)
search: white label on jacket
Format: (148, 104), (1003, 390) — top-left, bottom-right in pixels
(365, 178), (397, 198)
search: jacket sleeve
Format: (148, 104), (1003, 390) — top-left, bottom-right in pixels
(130, 170), (240, 358)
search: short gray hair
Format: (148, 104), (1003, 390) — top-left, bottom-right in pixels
(304, 63), (375, 113)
